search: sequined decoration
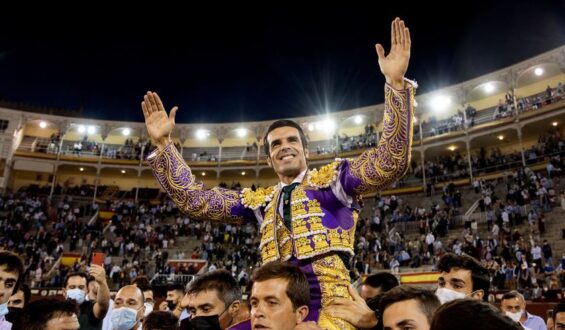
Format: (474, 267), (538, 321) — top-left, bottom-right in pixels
(348, 83), (415, 195)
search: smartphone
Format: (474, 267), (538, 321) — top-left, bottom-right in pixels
(91, 252), (104, 266)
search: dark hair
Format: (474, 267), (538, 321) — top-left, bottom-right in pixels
(143, 311), (179, 330)
(379, 286), (440, 326)
(553, 303), (565, 322)
(0, 251), (24, 293)
(263, 119), (308, 156)
(167, 283), (185, 294)
(86, 275), (96, 285)
(363, 272), (399, 293)
(18, 284), (31, 306)
(437, 253), (490, 301)
(431, 299), (522, 330)
(63, 272), (88, 288)
(14, 298), (79, 330)
(186, 270), (241, 307)
(251, 261), (310, 310)
(132, 276), (153, 293)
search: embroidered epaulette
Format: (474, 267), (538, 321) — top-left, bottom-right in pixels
(307, 159), (343, 188)
(240, 186), (276, 210)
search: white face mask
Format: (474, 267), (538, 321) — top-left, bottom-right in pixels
(435, 287), (466, 304)
(0, 302), (8, 317)
(66, 288), (86, 305)
(505, 310), (523, 323)
(144, 302), (154, 317)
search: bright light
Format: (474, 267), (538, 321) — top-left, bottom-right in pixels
(123, 128), (131, 136)
(39, 121), (47, 129)
(79, 167), (84, 172)
(201, 172), (206, 176)
(78, 125), (85, 134)
(534, 68), (544, 76)
(447, 145), (456, 151)
(414, 100), (418, 107)
(323, 119), (336, 132)
(552, 122), (558, 127)
(314, 122), (322, 130)
(484, 83), (495, 93)
(195, 129), (209, 140)
(241, 171), (246, 176)
(236, 128), (247, 138)
(87, 126), (96, 135)
(354, 115), (363, 125)
(308, 124), (314, 132)
(429, 95), (452, 113)
(497, 135), (504, 140)
(121, 170), (126, 174)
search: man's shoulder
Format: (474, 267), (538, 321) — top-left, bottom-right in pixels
(240, 186), (276, 210)
(306, 158), (345, 188)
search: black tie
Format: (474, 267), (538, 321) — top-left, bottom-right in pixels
(282, 182), (299, 230)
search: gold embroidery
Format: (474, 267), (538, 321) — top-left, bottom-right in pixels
(313, 255), (356, 330)
(240, 186), (276, 210)
(348, 84), (415, 195)
(307, 160), (341, 188)
(148, 143), (243, 223)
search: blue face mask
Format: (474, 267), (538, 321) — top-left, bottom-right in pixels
(111, 307), (139, 330)
(66, 288), (86, 305)
(0, 303), (8, 317)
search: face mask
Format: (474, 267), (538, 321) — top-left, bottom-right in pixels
(0, 303), (8, 317)
(435, 287), (466, 304)
(190, 315), (222, 330)
(144, 302), (154, 317)
(505, 310), (522, 323)
(111, 307), (139, 330)
(167, 300), (176, 311)
(66, 289), (86, 305)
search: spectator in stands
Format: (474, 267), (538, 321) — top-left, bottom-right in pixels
(436, 253), (490, 304)
(63, 266), (110, 330)
(14, 298), (80, 330)
(111, 285), (145, 330)
(143, 311), (179, 330)
(0, 251), (24, 329)
(159, 284), (185, 319)
(180, 270), (243, 330)
(379, 286), (440, 330)
(431, 299), (522, 330)
(359, 272), (399, 301)
(500, 291), (545, 330)
(250, 262), (310, 330)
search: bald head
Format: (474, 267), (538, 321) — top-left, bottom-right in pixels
(115, 285), (145, 309)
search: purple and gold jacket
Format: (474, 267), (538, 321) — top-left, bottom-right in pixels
(148, 82), (415, 329)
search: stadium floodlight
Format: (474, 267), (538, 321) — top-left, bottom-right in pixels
(308, 124), (315, 132)
(552, 122), (558, 127)
(241, 171), (246, 176)
(121, 169), (126, 174)
(79, 167), (84, 172)
(447, 145), (456, 151)
(534, 68), (543, 76)
(123, 128), (131, 136)
(323, 119), (336, 132)
(354, 115), (363, 124)
(484, 83), (495, 93)
(429, 95), (451, 113)
(497, 135), (504, 140)
(236, 128), (247, 137)
(87, 126), (96, 135)
(39, 121), (47, 129)
(78, 125), (86, 134)
(195, 129), (209, 140)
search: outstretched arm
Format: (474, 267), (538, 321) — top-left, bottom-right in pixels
(342, 18), (415, 196)
(142, 92), (254, 223)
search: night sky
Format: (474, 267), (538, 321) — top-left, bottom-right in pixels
(0, 2), (564, 124)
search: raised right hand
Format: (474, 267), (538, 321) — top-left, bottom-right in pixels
(141, 91), (178, 150)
